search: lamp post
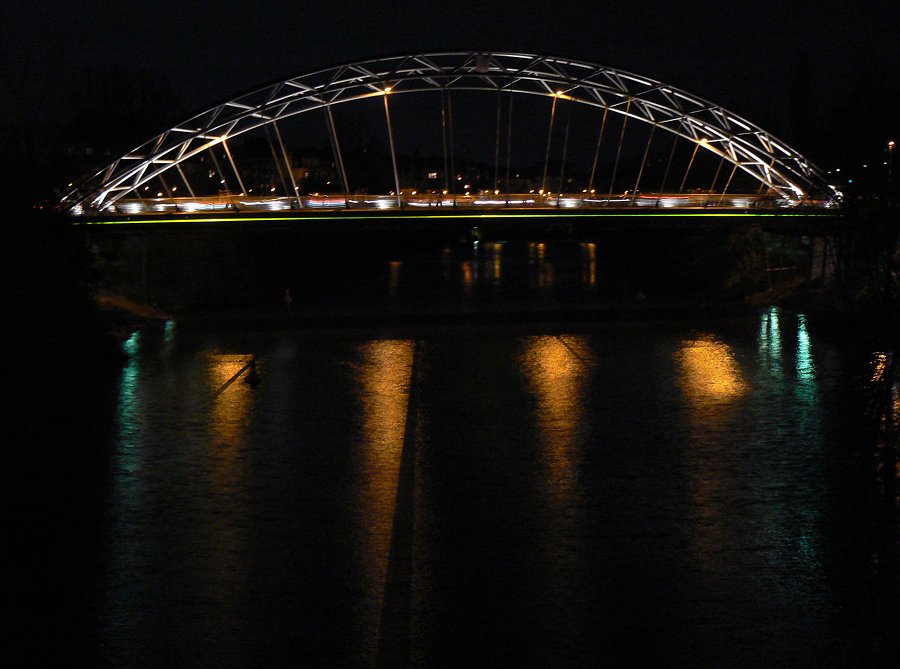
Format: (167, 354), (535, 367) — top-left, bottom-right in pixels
(889, 140), (895, 204)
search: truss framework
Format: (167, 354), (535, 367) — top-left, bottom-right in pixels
(61, 52), (838, 213)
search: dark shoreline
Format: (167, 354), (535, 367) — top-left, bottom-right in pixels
(108, 286), (896, 344)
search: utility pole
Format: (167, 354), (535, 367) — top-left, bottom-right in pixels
(889, 140), (895, 204)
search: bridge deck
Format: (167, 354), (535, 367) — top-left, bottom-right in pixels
(70, 192), (835, 218)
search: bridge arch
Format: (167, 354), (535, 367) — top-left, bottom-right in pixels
(62, 51), (839, 214)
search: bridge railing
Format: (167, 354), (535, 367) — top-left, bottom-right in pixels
(74, 192), (833, 216)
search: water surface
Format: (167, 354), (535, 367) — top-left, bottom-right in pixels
(57, 307), (888, 667)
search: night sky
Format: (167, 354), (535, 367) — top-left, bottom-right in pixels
(2, 0), (899, 182)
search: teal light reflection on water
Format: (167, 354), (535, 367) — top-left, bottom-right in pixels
(162, 319), (176, 356)
(751, 307), (826, 581)
(795, 314), (818, 406)
(758, 306), (783, 381)
(116, 331), (144, 481)
(122, 329), (141, 359)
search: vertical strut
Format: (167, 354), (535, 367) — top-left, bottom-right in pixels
(158, 173), (173, 198)
(656, 124), (681, 205)
(587, 106), (609, 199)
(383, 91), (402, 207)
(631, 123), (655, 203)
(679, 142), (701, 194)
(221, 139), (247, 196)
(608, 98), (632, 201)
(505, 94), (513, 206)
(541, 94), (558, 194)
(719, 162), (739, 204)
(441, 89), (450, 196)
(447, 90), (457, 207)
(556, 98), (573, 206)
(272, 120), (300, 206)
(264, 123), (291, 198)
(493, 88), (502, 193)
(758, 157), (778, 196)
(706, 149), (728, 205)
(175, 163), (195, 198)
(207, 147), (228, 193)
(326, 105), (350, 196)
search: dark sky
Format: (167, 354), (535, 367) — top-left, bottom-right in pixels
(3, 0), (899, 169)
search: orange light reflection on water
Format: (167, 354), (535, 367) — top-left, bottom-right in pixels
(581, 242), (597, 288)
(194, 354), (259, 638)
(521, 334), (592, 633)
(678, 335), (754, 578)
(677, 336), (748, 403)
(528, 242), (553, 288)
(355, 339), (415, 660)
(209, 355), (254, 443)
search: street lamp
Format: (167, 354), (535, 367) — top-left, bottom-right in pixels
(889, 140), (895, 203)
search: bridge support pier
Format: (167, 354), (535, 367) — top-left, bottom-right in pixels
(810, 237), (835, 284)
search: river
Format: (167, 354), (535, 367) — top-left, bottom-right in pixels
(8, 226), (900, 667)
(13, 304), (897, 667)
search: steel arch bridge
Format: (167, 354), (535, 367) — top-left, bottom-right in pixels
(61, 51), (840, 216)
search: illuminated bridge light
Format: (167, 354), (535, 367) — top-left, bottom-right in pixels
(116, 202), (148, 215)
(367, 198), (397, 210)
(238, 199), (291, 211)
(303, 197), (347, 209)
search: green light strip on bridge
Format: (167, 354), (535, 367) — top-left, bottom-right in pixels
(78, 211), (830, 225)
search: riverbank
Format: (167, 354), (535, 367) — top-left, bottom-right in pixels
(744, 275), (900, 349)
(124, 293), (763, 335)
